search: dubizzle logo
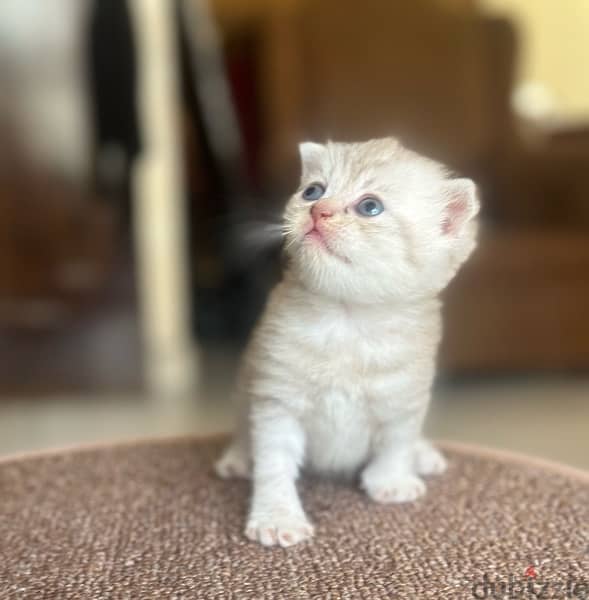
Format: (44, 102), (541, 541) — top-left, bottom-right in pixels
(471, 565), (589, 599)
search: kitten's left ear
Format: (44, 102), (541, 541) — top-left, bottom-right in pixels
(441, 178), (479, 236)
(298, 142), (326, 177)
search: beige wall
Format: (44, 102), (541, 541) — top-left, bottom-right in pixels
(481, 0), (589, 119)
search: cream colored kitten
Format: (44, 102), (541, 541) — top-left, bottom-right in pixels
(216, 138), (479, 547)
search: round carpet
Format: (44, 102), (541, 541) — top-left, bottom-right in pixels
(1, 437), (588, 599)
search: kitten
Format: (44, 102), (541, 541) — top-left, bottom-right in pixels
(216, 138), (479, 547)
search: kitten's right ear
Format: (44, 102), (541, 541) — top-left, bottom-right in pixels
(298, 142), (325, 177)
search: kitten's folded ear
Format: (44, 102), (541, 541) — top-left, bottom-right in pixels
(298, 142), (326, 177)
(441, 178), (480, 236)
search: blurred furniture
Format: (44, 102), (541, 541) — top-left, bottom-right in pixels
(2, 435), (588, 597)
(442, 228), (589, 372)
(0, 140), (145, 395)
(0, 1), (151, 395)
(0, 145), (117, 329)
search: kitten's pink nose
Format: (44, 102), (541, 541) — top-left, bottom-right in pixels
(311, 199), (338, 222)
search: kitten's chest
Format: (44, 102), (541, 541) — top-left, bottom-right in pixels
(288, 313), (406, 382)
(303, 388), (372, 474)
(278, 308), (435, 417)
(251, 297), (439, 412)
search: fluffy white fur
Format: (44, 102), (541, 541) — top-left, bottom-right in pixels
(216, 138), (479, 547)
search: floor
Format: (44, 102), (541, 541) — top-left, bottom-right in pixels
(0, 360), (588, 470)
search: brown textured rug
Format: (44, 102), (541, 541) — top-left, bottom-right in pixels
(1, 437), (588, 599)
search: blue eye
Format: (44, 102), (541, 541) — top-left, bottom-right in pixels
(302, 183), (325, 201)
(356, 196), (384, 217)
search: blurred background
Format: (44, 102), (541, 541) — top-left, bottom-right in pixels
(0, 0), (587, 467)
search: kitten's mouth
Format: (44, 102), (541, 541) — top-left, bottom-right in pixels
(303, 224), (350, 263)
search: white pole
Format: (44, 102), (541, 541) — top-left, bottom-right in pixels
(130, 0), (198, 397)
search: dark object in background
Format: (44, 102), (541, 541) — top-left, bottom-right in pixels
(177, 5), (277, 345)
(87, 0), (141, 218)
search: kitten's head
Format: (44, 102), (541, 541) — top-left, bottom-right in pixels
(283, 138), (479, 303)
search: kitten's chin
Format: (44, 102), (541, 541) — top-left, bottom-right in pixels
(287, 237), (449, 304)
(289, 255), (439, 305)
(302, 232), (350, 264)
(289, 259), (381, 304)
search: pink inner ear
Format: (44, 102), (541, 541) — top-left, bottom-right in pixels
(442, 197), (469, 235)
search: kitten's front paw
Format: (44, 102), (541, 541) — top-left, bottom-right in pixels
(214, 447), (250, 479)
(245, 512), (314, 548)
(361, 470), (426, 504)
(413, 440), (447, 476)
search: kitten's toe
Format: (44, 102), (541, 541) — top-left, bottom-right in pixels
(245, 513), (314, 547)
(413, 439), (447, 476)
(362, 471), (426, 504)
(214, 447), (250, 479)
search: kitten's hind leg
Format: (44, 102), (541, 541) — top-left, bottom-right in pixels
(361, 419), (426, 504)
(413, 437), (447, 476)
(215, 392), (252, 479)
(215, 438), (250, 479)
(215, 432), (251, 480)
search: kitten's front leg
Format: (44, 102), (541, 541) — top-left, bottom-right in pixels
(361, 412), (426, 504)
(246, 404), (314, 547)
